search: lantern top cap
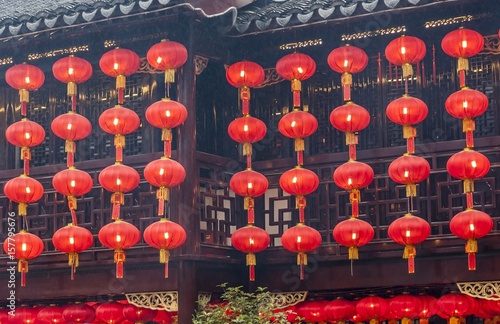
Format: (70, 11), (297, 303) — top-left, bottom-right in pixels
(159, 218), (169, 222)
(161, 97), (171, 101)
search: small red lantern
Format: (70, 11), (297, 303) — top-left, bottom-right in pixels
(388, 155), (430, 197)
(143, 218), (187, 278)
(356, 296), (389, 324)
(278, 109), (318, 165)
(144, 158), (186, 217)
(4, 175), (44, 217)
(231, 225), (270, 281)
(437, 293), (474, 324)
(333, 217), (374, 260)
(296, 301), (328, 323)
(333, 161), (374, 217)
(390, 294), (422, 324)
(327, 45), (369, 101)
(11, 306), (40, 324)
(385, 35), (426, 78)
(418, 295), (438, 324)
(226, 60), (265, 115)
(388, 214), (431, 273)
(98, 220), (141, 278)
(95, 302), (126, 324)
(442, 28), (484, 87)
(51, 112), (92, 166)
(280, 167), (319, 222)
(450, 209), (493, 270)
(98, 163), (140, 220)
(52, 223), (94, 279)
(230, 169), (268, 224)
(281, 223), (322, 280)
(330, 102), (370, 145)
(62, 304), (96, 323)
(99, 48), (140, 104)
(324, 298), (357, 324)
(52, 55), (92, 106)
(147, 39), (188, 83)
(36, 306), (65, 324)
(276, 53), (316, 107)
(6, 119), (46, 175)
(3, 230), (44, 286)
(123, 304), (157, 323)
(6, 63), (45, 116)
(53, 168), (93, 223)
(228, 116), (267, 161)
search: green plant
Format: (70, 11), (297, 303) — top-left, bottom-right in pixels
(192, 284), (294, 323)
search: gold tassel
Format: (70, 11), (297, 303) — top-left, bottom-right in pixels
(160, 249), (170, 263)
(19, 89), (29, 103)
(462, 118), (475, 132)
(112, 192), (125, 205)
(463, 178), (474, 193)
(116, 75), (126, 89)
(466, 239), (478, 253)
(114, 134), (125, 147)
(246, 253), (256, 266)
(296, 195), (306, 208)
(450, 317), (460, 324)
(243, 143), (252, 156)
(370, 319), (379, 324)
(19, 203), (27, 216)
(65, 140), (76, 153)
(114, 249), (126, 263)
(67, 82), (77, 97)
(157, 187), (169, 202)
(162, 128), (172, 141)
(349, 189), (360, 203)
(345, 132), (358, 145)
(402, 318), (412, 324)
(244, 197), (254, 210)
(68, 195), (77, 211)
(294, 138), (304, 152)
(165, 69), (175, 84)
(291, 79), (301, 92)
(342, 72), (353, 86)
(21, 147), (31, 161)
(403, 125), (416, 139)
(348, 246), (359, 260)
(297, 252), (307, 266)
(406, 183), (417, 197)
(458, 57), (469, 72)
(18, 259), (28, 273)
(402, 63), (413, 78)
(68, 252), (79, 267)
(403, 245), (416, 259)
(240, 87), (250, 102)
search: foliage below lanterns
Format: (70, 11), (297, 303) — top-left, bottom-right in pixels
(192, 284), (296, 324)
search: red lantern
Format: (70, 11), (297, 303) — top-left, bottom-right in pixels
(98, 163), (140, 220)
(6, 63), (45, 116)
(11, 306), (40, 324)
(442, 28), (484, 87)
(388, 214), (430, 273)
(144, 158), (186, 217)
(53, 168), (93, 222)
(52, 223), (94, 279)
(276, 53), (316, 107)
(51, 112), (92, 166)
(333, 217), (374, 260)
(327, 45), (369, 101)
(230, 169), (268, 224)
(333, 161), (374, 217)
(6, 119), (46, 174)
(280, 167), (319, 222)
(356, 296), (389, 324)
(390, 294), (422, 324)
(123, 304), (157, 323)
(226, 61), (265, 115)
(95, 302), (126, 324)
(4, 175), (44, 216)
(388, 155), (430, 197)
(228, 116), (267, 161)
(450, 209), (493, 270)
(385, 35), (426, 77)
(418, 295), (438, 324)
(98, 220), (141, 278)
(330, 102), (370, 145)
(52, 55), (92, 106)
(99, 48), (140, 104)
(3, 231), (44, 286)
(296, 301), (328, 323)
(278, 109), (318, 165)
(231, 225), (270, 281)
(281, 223), (322, 280)
(437, 293), (474, 324)
(147, 39), (188, 83)
(37, 306), (65, 324)
(143, 218), (186, 278)
(63, 304), (96, 323)
(324, 298), (357, 324)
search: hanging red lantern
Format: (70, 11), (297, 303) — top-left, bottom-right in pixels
(356, 296), (389, 324)
(144, 157), (186, 217)
(143, 218), (186, 278)
(99, 105), (141, 162)
(36, 306), (65, 324)
(147, 39), (188, 83)
(278, 109), (318, 165)
(52, 168), (93, 223)
(388, 155), (430, 197)
(52, 223), (94, 279)
(98, 163), (140, 220)
(52, 55), (92, 108)
(276, 53), (316, 107)
(6, 63), (45, 116)
(296, 300), (329, 323)
(51, 112), (92, 166)
(95, 302), (126, 324)
(11, 306), (40, 324)
(385, 35), (426, 78)
(449, 209), (493, 270)
(437, 293), (474, 324)
(99, 48), (140, 104)
(330, 102), (370, 146)
(327, 45), (369, 101)
(98, 220), (141, 278)
(226, 61), (265, 115)
(390, 294), (422, 324)
(3, 230), (44, 286)
(228, 116), (267, 163)
(281, 223), (322, 280)
(324, 298), (357, 324)
(231, 225), (270, 281)
(6, 119), (46, 175)
(123, 304), (157, 323)
(333, 161), (374, 217)
(418, 295), (438, 324)
(388, 214), (430, 273)
(442, 28), (484, 87)
(229, 169), (268, 224)
(280, 167), (319, 222)
(333, 217), (374, 260)
(62, 303), (96, 323)
(4, 175), (44, 217)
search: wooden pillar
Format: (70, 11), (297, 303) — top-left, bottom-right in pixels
(176, 18), (200, 323)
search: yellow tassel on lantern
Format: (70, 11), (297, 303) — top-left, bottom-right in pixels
(462, 118), (475, 132)
(244, 197), (254, 210)
(246, 253), (256, 266)
(160, 248), (170, 264)
(297, 252), (307, 266)
(291, 79), (301, 92)
(65, 140), (76, 153)
(458, 57), (469, 72)
(68, 252), (79, 267)
(68, 195), (77, 211)
(294, 138), (304, 152)
(240, 87), (250, 101)
(114, 134), (125, 148)
(116, 75), (126, 90)
(402, 63), (413, 78)
(342, 72), (353, 86)
(349, 189), (360, 204)
(348, 246), (359, 260)
(157, 187), (169, 202)
(345, 132), (358, 145)
(112, 192), (125, 205)
(67, 82), (77, 97)
(463, 178), (474, 193)
(403, 125), (417, 139)
(406, 183), (417, 197)
(296, 195), (306, 208)
(114, 249), (126, 263)
(19, 89), (29, 103)
(466, 239), (478, 254)
(18, 259), (28, 273)
(18, 203), (28, 216)
(370, 318), (379, 324)
(401, 318), (412, 324)
(162, 128), (172, 141)
(165, 69), (175, 84)
(243, 142), (252, 156)
(21, 147), (31, 161)
(403, 245), (416, 259)
(449, 317), (460, 324)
